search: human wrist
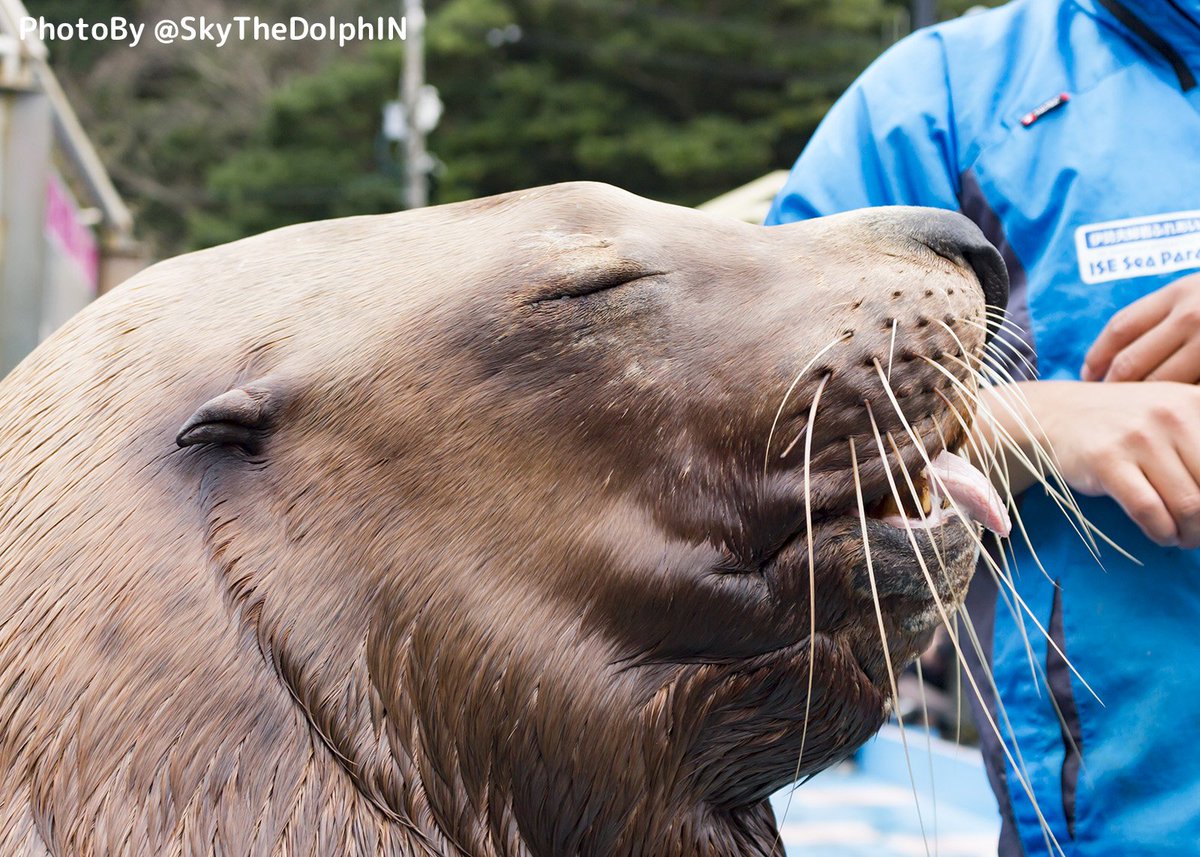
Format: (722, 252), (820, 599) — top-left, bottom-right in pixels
(969, 380), (1058, 496)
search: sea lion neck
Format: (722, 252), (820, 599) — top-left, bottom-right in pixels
(220, 483), (813, 857)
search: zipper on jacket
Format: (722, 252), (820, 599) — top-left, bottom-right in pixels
(1164, 0), (1200, 36)
(1097, 0), (1197, 90)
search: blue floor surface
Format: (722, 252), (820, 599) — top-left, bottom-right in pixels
(771, 725), (1001, 856)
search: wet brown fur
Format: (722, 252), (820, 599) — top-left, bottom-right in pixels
(0, 183), (994, 855)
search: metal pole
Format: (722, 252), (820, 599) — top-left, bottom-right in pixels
(0, 89), (52, 373)
(911, 0), (938, 29)
(401, 0), (427, 209)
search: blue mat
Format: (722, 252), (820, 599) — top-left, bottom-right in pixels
(771, 725), (1001, 856)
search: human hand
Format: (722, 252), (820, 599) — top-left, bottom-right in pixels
(1081, 272), (1200, 383)
(1007, 381), (1200, 548)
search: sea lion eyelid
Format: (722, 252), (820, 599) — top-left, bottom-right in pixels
(526, 266), (667, 305)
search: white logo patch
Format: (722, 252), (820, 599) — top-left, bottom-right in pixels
(1075, 210), (1200, 284)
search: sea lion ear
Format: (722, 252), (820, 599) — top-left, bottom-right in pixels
(176, 380), (284, 450)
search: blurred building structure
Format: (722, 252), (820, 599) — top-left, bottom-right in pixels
(0, 0), (142, 375)
(698, 170), (789, 224)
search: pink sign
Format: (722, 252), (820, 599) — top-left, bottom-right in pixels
(45, 173), (100, 291)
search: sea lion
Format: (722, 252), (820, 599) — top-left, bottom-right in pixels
(0, 182), (1008, 856)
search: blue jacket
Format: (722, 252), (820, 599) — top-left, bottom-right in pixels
(767, 1), (1200, 854)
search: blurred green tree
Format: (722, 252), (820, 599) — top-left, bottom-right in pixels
(425, 0), (889, 206)
(186, 55), (403, 248)
(194, 0), (907, 247)
(29, 0), (1002, 253)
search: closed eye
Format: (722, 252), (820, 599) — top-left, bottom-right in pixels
(526, 263), (667, 305)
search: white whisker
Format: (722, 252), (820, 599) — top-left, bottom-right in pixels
(763, 334), (850, 476)
(865, 376), (1067, 857)
(850, 436), (932, 857)
(934, 350), (1125, 567)
(888, 318), (899, 382)
(773, 371), (830, 851)
(886, 359), (1104, 705)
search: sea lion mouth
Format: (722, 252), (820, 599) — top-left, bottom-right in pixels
(815, 444), (1002, 644)
(781, 421), (1011, 647)
(864, 448), (1011, 537)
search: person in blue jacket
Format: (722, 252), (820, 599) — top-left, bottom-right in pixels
(767, 1), (1200, 854)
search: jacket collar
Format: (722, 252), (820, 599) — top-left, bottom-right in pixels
(1076, 0), (1200, 87)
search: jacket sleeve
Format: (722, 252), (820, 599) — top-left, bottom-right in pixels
(765, 29), (963, 225)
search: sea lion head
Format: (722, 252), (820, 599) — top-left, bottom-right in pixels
(2, 182), (1008, 855)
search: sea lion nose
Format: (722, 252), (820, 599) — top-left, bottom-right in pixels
(910, 209), (1010, 329)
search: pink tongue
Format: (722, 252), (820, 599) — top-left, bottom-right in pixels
(930, 451), (1011, 537)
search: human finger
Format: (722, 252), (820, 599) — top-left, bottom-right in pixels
(1167, 397), (1200, 546)
(1099, 461), (1179, 546)
(1145, 337), (1200, 384)
(1141, 450), (1200, 548)
(1102, 317), (1190, 382)
(1081, 291), (1172, 381)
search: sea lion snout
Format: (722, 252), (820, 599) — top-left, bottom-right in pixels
(772, 204), (1008, 321)
(883, 206), (1010, 325)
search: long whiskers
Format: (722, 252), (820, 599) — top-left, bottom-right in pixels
(865, 399), (1063, 857)
(763, 334), (850, 476)
(940, 325), (1091, 537)
(773, 372), (830, 852)
(936, 369), (1104, 571)
(971, 352), (1117, 563)
(961, 315), (1039, 381)
(769, 313), (1108, 853)
(878, 424), (1052, 852)
(881, 364), (1103, 849)
(926, 349), (1098, 784)
(866, 370), (1068, 857)
(849, 436), (932, 857)
(886, 357), (1103, 705)
(932, 349), (1136, 566)
(932, 323), (1103, 568)
(929, 388), (1045, 689)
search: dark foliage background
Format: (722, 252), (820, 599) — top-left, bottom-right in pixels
(31, 0), (998, 255)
